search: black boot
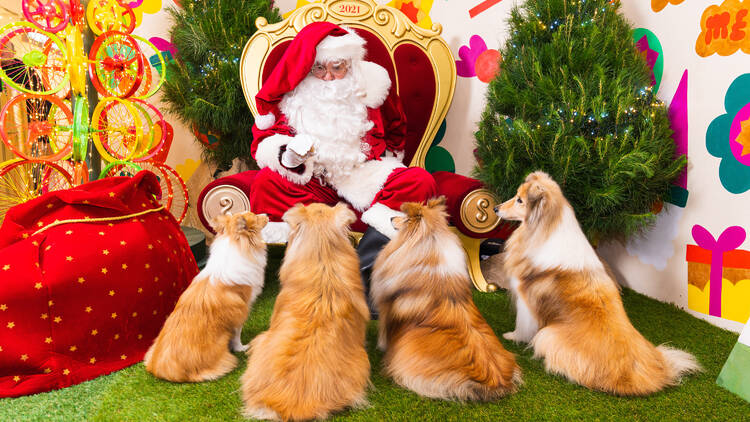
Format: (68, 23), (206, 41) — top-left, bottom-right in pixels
(357, 227), (390, 320)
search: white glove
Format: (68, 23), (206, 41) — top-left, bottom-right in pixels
(281, 148), (307, 168)
(287, 134), (314, 156)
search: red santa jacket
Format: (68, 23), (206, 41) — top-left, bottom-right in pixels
(250, 93), (407, 164)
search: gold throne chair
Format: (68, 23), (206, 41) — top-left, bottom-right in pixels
(196, 0), (514, 291)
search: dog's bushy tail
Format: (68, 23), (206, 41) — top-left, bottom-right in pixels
(657, 345), (702, 384)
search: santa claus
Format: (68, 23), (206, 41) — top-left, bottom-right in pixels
(248, 22), (436, 247)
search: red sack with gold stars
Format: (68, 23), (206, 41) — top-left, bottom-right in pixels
(0, 171), (198, 397)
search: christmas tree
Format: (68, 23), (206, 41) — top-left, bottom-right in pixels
(162, 0), (281, 170)
(474, 0), (686, 243)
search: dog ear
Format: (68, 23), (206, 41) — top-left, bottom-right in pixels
(255, 213), (270, 229)
(333, 202), (356, 227)
(282, 203), (306, 228)
(525, 170), (549, 183)
(210, 214), (230, 234)
(400, 201), (423, 218)
(426, 196), (447, 209)
(525, 182), (546, 224)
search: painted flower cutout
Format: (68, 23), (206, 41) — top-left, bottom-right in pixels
(706, 73), (750, 193)
(456, 35), (501, 83)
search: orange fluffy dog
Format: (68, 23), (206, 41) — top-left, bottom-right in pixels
(241, 203), (370, 421)
(371, 197), (521, 401)
(497, 171), (701, 395)
(144, 212), (268, 382)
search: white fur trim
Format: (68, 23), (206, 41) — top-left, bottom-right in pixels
(330, 157), (404, 211)
(356, 61), (391, 109)
(316, 29), (366, 63)
(361, 202), (404, 239)
(526, 205), (604, 272)
(261, 221), (291, 244)
(254, 134), (314, 185)
(200, 236), (267, 302)
(383, 149), (405, 162)
(255, 113), (275, 130)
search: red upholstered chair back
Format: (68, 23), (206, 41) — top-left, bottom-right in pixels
(241, 0), (456, 168)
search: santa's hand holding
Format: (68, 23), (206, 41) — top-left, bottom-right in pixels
(248, 22), (436, 247)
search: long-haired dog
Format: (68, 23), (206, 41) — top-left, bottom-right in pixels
(370, 197), (521, 401)
(241, 203), (370, 421)
(497, 171), (701, 395)
(144, 212), (268, 382)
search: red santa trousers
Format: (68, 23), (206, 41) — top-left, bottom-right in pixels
(248, 166), (437, 231)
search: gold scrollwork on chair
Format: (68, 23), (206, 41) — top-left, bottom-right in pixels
(460, 189), (502, 234)
(201, 185), (251, 223)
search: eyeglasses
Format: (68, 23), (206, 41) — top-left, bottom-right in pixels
(310, 60), (349, 79)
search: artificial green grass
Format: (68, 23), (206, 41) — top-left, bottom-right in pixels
(2, 247), (749, 421)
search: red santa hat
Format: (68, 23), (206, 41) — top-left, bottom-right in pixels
(254, 22), (367, 130)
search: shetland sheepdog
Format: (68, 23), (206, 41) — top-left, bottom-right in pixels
(241, 203), (370, 421)
(370, 197), (521, 401)
(496, 171), (701, 395)
(144, 212), (268, 382)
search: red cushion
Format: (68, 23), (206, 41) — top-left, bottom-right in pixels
(0, 172), (198, 397)
(432, 171), (516, 239)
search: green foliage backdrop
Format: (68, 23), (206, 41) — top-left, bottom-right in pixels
(474, 0), (686, 243)
(162, 0), (281, 170)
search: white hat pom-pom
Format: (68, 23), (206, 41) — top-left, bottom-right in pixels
(255, 113), (276, 130)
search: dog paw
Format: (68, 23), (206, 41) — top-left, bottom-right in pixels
(503, 331), (518, 341)
(232, 343), (249, 353)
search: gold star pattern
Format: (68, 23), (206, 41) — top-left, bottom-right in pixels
(34, 282), (43, 289)
(737, 118), (750, 156)
(158, 291), (163, 296)
(0, 346), (3, 351)
(147, 244), (153, 250)
(65, 230), (73, 235)
(44, 337), (52, 344)
(22, 233), (28, 239)
(111, 313), (117, 319)
(44, 368), (51, 373)
(37, 221), (43, 227)
(152, 310), (157, 315)
(102, 249), (109, 255)
(85, 306), (92, 313)
(53, 316), (61, 323)
(137, 334), (142, 340)
(13, 376), (20, 382)
(98, 231), (105, 236)
(20, 354), (28, 361)
(65, 256), (73, 262)
(6, 322), (14, 329)
(108, 223), (113, 227)
(45, 245), (51, 251)
(46, 203), (53, 209)
(78, 277), (85, 284)
(121, 264), (127, 270)
(144, 263), (150, 269)
(62, 369), (70, 375)
(109, 290), (115, 296)
(114, 334), (120, 340)
(120, 240), (126, 246)
(2, 264), (9, 271)
(69, 346), (77, 352)
(101, 268), (108, 274)
(89, 357), (96, 364)
(154, 276), (159, 282)
(91, 329), (98, 336)
(109, 192), (115, 197)
(0, 304), (7, 311)
(131, 312), (137, 317)
(137, 287), (143, 293)
(120, 354), (127, 360)
(48, 300), (54, 306)
(40, 313), (48, 319)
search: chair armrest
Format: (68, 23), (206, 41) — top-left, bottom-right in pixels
(432, 171), (516, 239)
(196, 171), (258, 233)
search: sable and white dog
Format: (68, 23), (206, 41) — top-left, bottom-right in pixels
(496, 171), (700, 395)
(241, 203), (370, 421)
(371, 197), (521, 401)
(144, 212), (268, 382)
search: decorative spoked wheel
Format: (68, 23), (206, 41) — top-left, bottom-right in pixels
(129, 98), (167, 162)
(22, 0), (69, 33)
(0, 158), (74, 223)
(86, 0), (135, 36)
(91, 97), (143, 162)
(129, 34), (166, 99)
(88, 31), (144, 98)
(0, 93), (73, 161)
(0, 22), (69, 95)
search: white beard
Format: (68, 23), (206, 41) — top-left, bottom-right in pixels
(279, 72), (374, 183)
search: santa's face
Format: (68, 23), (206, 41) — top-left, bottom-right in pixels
(310, 59), (350, 81)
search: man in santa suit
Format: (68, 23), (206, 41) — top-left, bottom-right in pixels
(248, 22), (436, 253)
